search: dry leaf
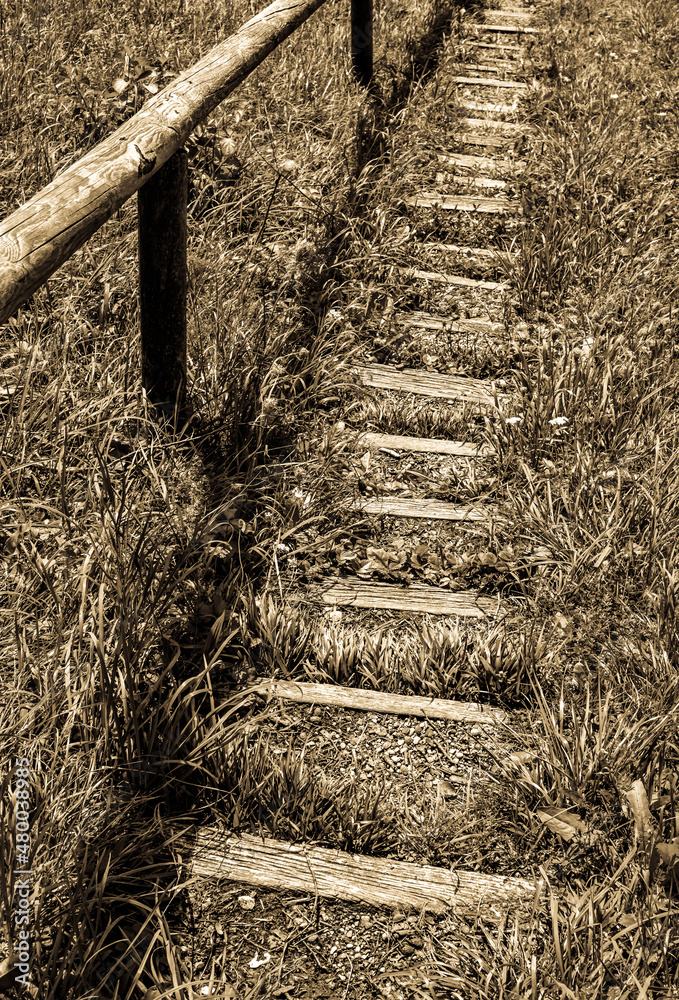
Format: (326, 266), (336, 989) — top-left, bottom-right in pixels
(536, 807), (587, 841)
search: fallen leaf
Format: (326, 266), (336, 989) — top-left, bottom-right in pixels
(536, 807), (587, 841)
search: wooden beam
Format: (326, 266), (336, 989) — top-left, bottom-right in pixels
(399, 265), (507, 287)
(355, 496), (499, 522)
(451, 75), (528, 89)
(356, 431), (490, 456)
(354, 363), (496, 403)
(481, 23), (538, 34)
(254, 679), (508, 722)
(185, 830), (539, 915)
(0, 0), (329, 323)
(316, 576), (499, 617)
(396, 310), (505, 334)
(407, 192), (517, 212)
(438, 151), (525, 171)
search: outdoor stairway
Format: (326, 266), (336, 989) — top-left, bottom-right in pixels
(186, 0), (541, 925)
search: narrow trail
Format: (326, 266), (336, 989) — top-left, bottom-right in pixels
(181, 1), (547, 993)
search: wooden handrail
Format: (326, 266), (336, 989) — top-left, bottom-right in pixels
(0, 0), (374, 406)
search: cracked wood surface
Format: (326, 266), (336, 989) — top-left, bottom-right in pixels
(353, 496), (499, 522)
(315, 576), (499, 617)
(185, 830), (538, 915)
(407, 192), (517, 212)
(253, 679), (508, 723)
(354, 363), (496, 403)
(356, 431), (490, 456)
(0, 0), (328, 322)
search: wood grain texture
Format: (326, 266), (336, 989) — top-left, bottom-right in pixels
(407, 192), (517, 213)
(356, 431), (490, 456)
(457, 99), (518, 114)
(186, 830), (538, 915)
(254, 679), (508, 722)
(315, 576), (499, 617)
(354, 363), (496, 403)
(353, 496), (498, 521)
(460, 117), (523, 133)
(0, 0), (328, 323)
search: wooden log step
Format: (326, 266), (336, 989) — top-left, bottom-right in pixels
(451, 75), (528, 89)
(355, 496), (498, 522)
(458, 99), (518, 114)
(460, 117), (523, 134)
(481, 23), (538, 34)
(398, 265), (507, 289)
(456, 62), (521, 74)
(354, 363), (496, 403)
(396, 310), (505, 334)
(254, 679), (508, 723)
(484, 7), (534, 18)
(439, 151), (525, 171)
(469, 41), (523, 52)
(456, 133), (517, 149)
(357, 431), (490, 456)
(407, 192), (517, 213)
(186, 829), (538, 915)
(450, 175), (507, 190)
(316, 576), (499, 617)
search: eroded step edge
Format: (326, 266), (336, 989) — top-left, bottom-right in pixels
(185, 830), (539, 915)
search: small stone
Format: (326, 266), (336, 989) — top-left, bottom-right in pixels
(360, 915), (372, 928)
(401, 943), (415, 955)
(409, 936), (424, 948)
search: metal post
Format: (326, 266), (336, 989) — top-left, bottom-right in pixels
(138, 148), (188, 414)
(351, 0), (373, 87)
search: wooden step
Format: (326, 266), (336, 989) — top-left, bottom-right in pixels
(407, 191), (517, 213)
(185, 829), (539, 916)
(484, 7), (534, 18)
(469, 41), (523, 52)
(396, 310), (505, 334)
(457, 99), (518, 114)
(357, 431), (489, 456)
(355, 363), (496, 403)
(315, 576), (499, 617)
(450, 175), (507, 190)
(481, 23), (538, 34)
(439, 151), (525, 171)
(355, 496), (498, 522)
(451, 75), (528, 89)
(460, 117), (523, 134)
(456, 62), (521, 74)
(254, 679), (508, 723)
(456, 133), (518, 149)
(399, 265), (507, 289)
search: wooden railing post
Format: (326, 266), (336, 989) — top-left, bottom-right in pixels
(138, 148), (188, 413)
(351, 0), (373, 87)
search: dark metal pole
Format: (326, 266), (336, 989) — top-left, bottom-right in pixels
(138, 148), (188, 414)
(351, 0), (373, 87)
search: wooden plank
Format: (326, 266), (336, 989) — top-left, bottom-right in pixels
(396, 310), (504, 334)
(456, 133), (518, 148)
(484, 7), (534, 18)
(458, 99), (518, 114)
(354, 363), (495, 403)
(316, 576), (498, 617)
(186, 829), (538, 915)
(456, 62), (520, 74)
(355, 496), (498, 521)
(398, 265), (507, 288)
(407, 192), (516, 213)
(460, 117), (522, 134)
(356, 431), (489, 456)
(451, 75), (528, 88)
(421, 241), (517, 261)
(469, 41), (523, 52)
(254, 679), (508, 722)
(481, 23), (538, 34)
(450, 175), (507, 189)
(0, 0), (330, 323)
(438, 151), (525, 171)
